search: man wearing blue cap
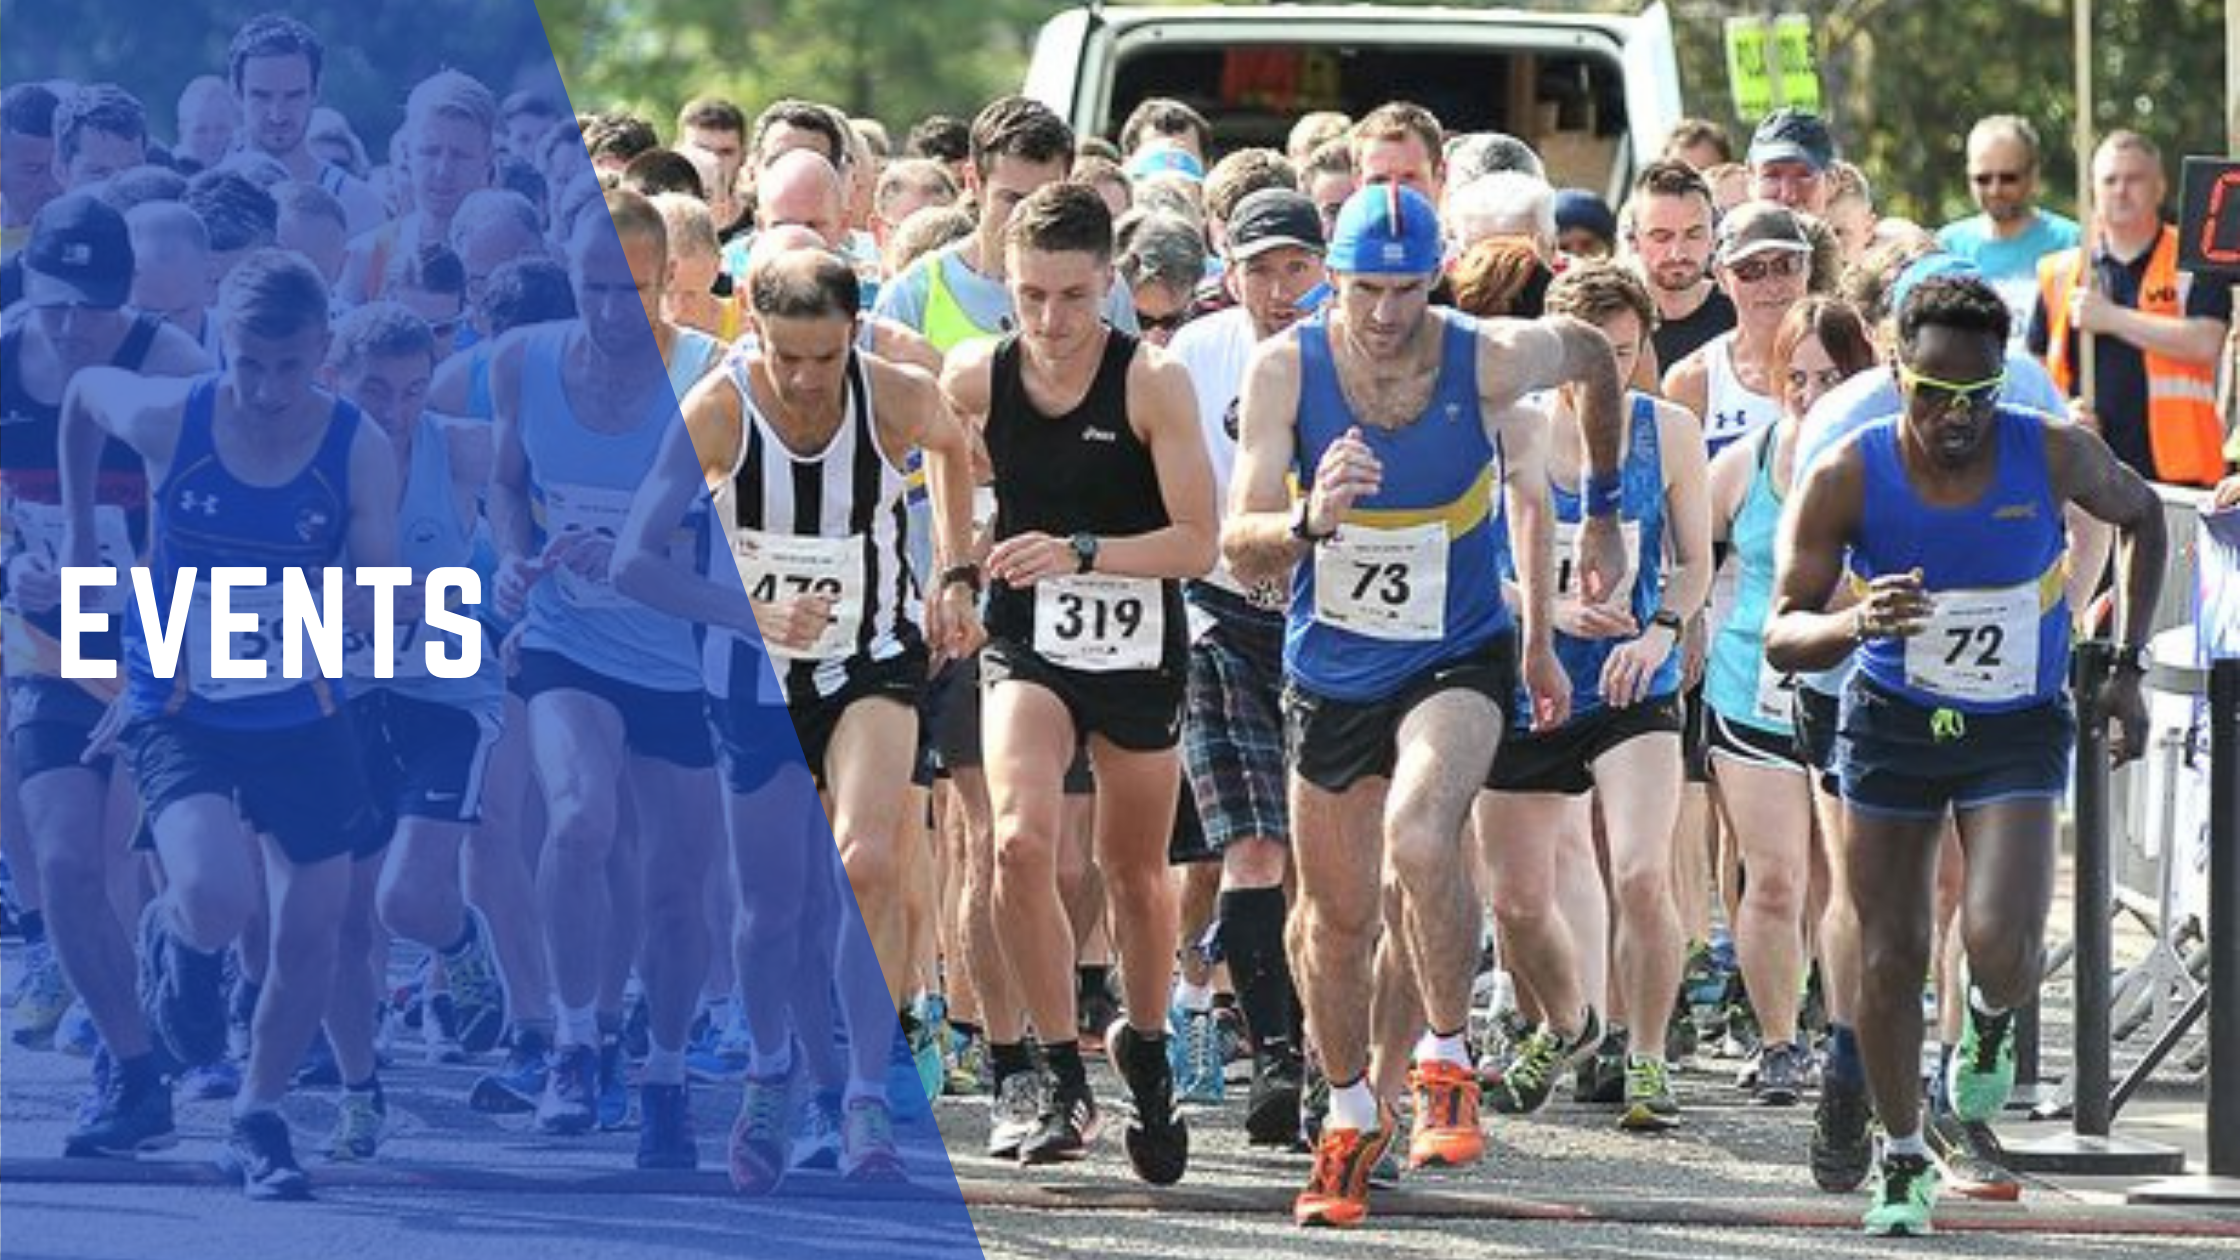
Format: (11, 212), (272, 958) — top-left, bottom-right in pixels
(1225, 182), (1628, 1228)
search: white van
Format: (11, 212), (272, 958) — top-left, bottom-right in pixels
(1024, 2), (1684, 202)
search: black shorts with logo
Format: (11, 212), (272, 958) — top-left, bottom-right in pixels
(353, 690), (498, 830)
(1486, 694), (1684, 797)
(1836, 677), (2074, 820)
(124, 708), (385, 865)
(514, 648), (715, 771)
(1283, 633), (1518, 794)
(710, 645), (926, 796)
(981, 637), (1185, 754)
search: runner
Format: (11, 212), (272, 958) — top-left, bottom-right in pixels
(224, 14), (385, 234)
(1701, 297), (1874, 1109)
(939, 181), (1215, 1181)
(487, 188), (724, 1167)
(61, 248), (401, 1199)
(1477, 262), (1713, 1134)
(613, 244), (981, 1190)
(1766, 274), (2168, 1236)
(1223, 183), (1628, 1227)
(319, 303), (509, 1161)
(1163, 187), (1326, 1141)
(3, 193), (205, 1152)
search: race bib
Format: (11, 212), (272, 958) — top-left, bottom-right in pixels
(1033, 574), (1164, 672)
(187, 581), (298, 701)
(8, 501), (134, 613)
(1554, 517), (1642, 603)
(541, 482), (633, 610)
(731, 530), (866, 662)
(1313, 522), (1448, 642)
(1753, 659), (1799, 728)
(1904, 584), (2040, 704)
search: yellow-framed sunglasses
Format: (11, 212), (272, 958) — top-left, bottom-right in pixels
(1896, 364), (2004, 412)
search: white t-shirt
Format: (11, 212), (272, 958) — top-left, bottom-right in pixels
(1166, 307), (1278, 614)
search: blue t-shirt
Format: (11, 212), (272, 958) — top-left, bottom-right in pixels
(1937, 210), (2083, 340)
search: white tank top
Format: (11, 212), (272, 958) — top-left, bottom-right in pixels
(1702, 333), (1784, 459)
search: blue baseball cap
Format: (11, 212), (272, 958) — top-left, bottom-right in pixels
(1887, 252), (1982, 321)
(1326, 183), (1443, 276)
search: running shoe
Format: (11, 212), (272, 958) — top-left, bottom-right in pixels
(841, 1096), (908, 1183)
(1926, 1108), (2022, 1203)
(421, 993), (467, 1065)
(636, 1081), (698, 1170)
(945, 1028), (987, 1097)
(220, 1110), (312, 1202)
(1245, 1052), (1306, 1148)
(1492, 1010), (1602, 1116)
(793, 1088), (844, 1172)
(436, 911), (506, 1054)
(1294, 1101), (1397, 1228)
(1406, 1060), (1484, 1169)
(325, 1090), (387, 1162)
(55, 998), (99, 1058)
(537, 1043), (598, 1135)
(471, 1027), (549, 1113)
(1862, 1150), (1941, 1237)
(1577, 1029), (1628, 1105)
(1108, 1019), (1189, 1185)
(987, 1069), (1043, 1161)
(9, 939), (72, 1049)
(1945, 999), (2016, 1124)
(181, 1058), (242, 1101)
(1810, 1074), (1876, 1193)
(727, 1073), (792, 1196)
(1167, 1003), (1225, 1106)
(64, 1058), (175, 1158)
(1754, 1040), (1810, 1108)
(1619, 1055), (1681, 1132)
(1018, 1077), (1100, 1165)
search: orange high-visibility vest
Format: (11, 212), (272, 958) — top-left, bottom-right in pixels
(2039, 225), (2226, 486)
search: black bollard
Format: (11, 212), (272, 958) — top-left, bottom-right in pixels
(2005, 643), (2185, 1176)
(2131, 656), (2240, 1204)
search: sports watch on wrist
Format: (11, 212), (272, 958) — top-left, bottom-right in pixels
(1069, 533), (1100, 574)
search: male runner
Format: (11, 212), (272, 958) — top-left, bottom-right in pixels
(1224, 183), (1627, 1228)
(1767, 275), (2166, 1235)
(62, 249), (401, 1199)
(3, 193), (204, 1152)
(940, 181), (1215, 1181)
(614, 245), (981, 1190)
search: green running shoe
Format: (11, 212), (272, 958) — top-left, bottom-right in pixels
(1863, 1150), (1941, 1236)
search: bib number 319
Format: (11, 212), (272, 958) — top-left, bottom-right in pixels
(1034, 574), (1163, 672)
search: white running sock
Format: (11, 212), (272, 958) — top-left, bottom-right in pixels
(1171, 978), (1214, 1014)
(1885, 1131), (1929, 1159)
(1327, 1078), (1380, 1132)
(559, 1002), (599, 1048)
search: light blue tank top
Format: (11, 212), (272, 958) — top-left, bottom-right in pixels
(1706, 427), (1793, 732)
(360, 413), (503, 716)
(517, 325), (717, 692)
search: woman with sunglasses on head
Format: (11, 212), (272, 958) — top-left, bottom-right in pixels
(1701, 297), (1873, 1112)
(1114, 208), (1205, 347)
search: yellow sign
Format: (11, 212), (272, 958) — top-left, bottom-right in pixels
(1724, 18), (1775, 120)
(1772, 14), (1823, 114)
(1727, 14), (1822, 119)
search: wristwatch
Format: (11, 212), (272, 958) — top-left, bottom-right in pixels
(1650, 608), (1685, 635)
(2112, 643), (2151, 676)
(1289, 498), (1335, 544)
(940, 562), (983, 595)
(1069, 533), (1100, 574)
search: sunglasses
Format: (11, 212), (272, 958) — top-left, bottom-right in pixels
(1727, 252), (1804, 283)
(1136, 308), (1187, 333)
(1898, 364), (2004, 411)
(1970, 171), (2025, 188)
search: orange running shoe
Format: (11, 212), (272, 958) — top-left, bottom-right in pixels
(1294, 1103), (1397, 1229)
(1407, 1060), (1485, 1169)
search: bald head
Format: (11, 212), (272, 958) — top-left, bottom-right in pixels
(745, 223), (831, 282)
(756, 149), (846, 245)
